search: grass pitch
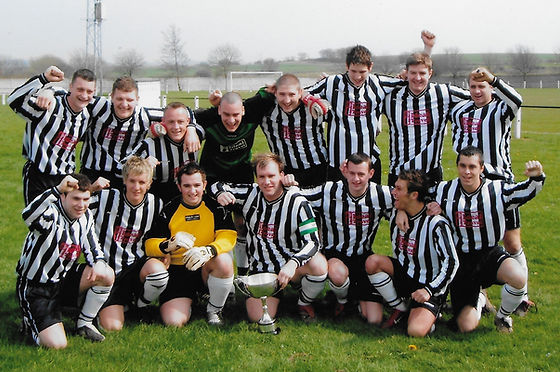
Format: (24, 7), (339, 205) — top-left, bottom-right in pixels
(0, 89), (559, 371)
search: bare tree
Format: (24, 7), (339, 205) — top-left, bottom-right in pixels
(115, 49), (144, 77)
(0, 55), (27, 77)
(374, 55), (400, 75)
(511, 45), (538, 82)
(298, 52), (308, 61)
(29, 55), (72, 76)
(69, 49), (97, 71)
(208, 43), (241, 82)
(261, 58), (279, 71)
(482, 53), (500, 74)
(438, 47), (465, 83)
(161, 25), (189, 91)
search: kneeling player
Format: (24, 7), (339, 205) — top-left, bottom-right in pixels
(294, 153), (393, 323)
(366, 170), (458, 336)
(212, 153), (327, 323)
(89, 157), (169, 330)
(434, 146), (545, 333)
(145, 163), (236, 326)
(16, 174), (114, 348)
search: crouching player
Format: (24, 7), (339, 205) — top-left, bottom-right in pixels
(145, 163), (236, 326)
(16, 174), (114, 348)
(366, 170), (458, 336)
(294, 153), (393, 324)
(89, 157), (169, 330)
(435, 147), (545, 333)
(211, 153), (328, 323)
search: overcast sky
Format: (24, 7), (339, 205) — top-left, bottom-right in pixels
(1, 0), (559, 65)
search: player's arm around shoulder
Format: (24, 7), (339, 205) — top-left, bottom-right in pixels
(205, 195), (237, 255)
(22, 187), (62, 230)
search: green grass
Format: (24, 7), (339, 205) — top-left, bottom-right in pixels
(0, 89), (559, 371)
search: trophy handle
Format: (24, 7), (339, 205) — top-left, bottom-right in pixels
(233, 276), (251, 297)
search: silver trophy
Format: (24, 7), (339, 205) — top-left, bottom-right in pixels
(234, 273), (281, 334)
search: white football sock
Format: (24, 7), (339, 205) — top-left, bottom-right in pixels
(498, 284), (526, 318)
(298, 273), (327, 305)
(77, 285), (112, 328)
(329, 277), (350, 304)
(510, 248), (529, 301)
(207, 274), (233, 313)
(369, 272), (407, 311)
(138, 271), (169, 308)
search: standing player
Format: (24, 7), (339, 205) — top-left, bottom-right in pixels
(450, 67), (532, 314)
(434, 146), (545, 333)
(130, 102), (202, 204)
(306, 45), (402, 182)
(260, 74), (329, 186)
(16, 174), (114, 348)
(384, 52), (469, 187)
(80, 76), (164, 189)
(191, 91), (275, 278)
(212, 153), (328, 323)
(145, 163), (236, 326)
(89, 157), (169, 330)
(294, 153), (393, 323)
(366, 170), (458, 336)
(306, 32), (434, 182)
(8, 66), (101, 204)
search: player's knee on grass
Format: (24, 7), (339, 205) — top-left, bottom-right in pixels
(457, 306), (479, 333)
(360, 301), (383, 325)
(246, 296), (279, 322)
(99, 306), (124, 331)
(160, 299), (192, 327)
(39, 323), (67, 349)
(327, 258), (349, 286)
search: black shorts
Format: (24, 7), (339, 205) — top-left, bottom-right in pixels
(325, 250), (382, 303)
(80, 167), (124, 191)
(23, 161), (67, 205)
(450, 246), (510, 317)
(505, 207), (521, 231)
(390, 258), (444, 317)
(16, 263), (86, 343)
(102, 257), (148, 308)
(159, 264), (205, 305)
(285, 163), (328, 188)
(388, 166), (443, 188)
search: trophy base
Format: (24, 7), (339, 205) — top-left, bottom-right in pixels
(258, 321), (281, 335)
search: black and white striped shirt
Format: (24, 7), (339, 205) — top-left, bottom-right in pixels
(261, 102), (328, 171)
(435, 175), (545, 254)
(130, 136), (198, 184)
(389, 207), (458, 297)
(300, 181), (392, 257)
(384, 83), (469, 174)
(81, 97), (164, 176)
(16, 188), (105, 284)
(211, 183), (320, 273)
(89, 188), (163, 275)
(450, 78), (523, 182)
(8, 74), (102, 175)
(307, 73), (403, 168)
